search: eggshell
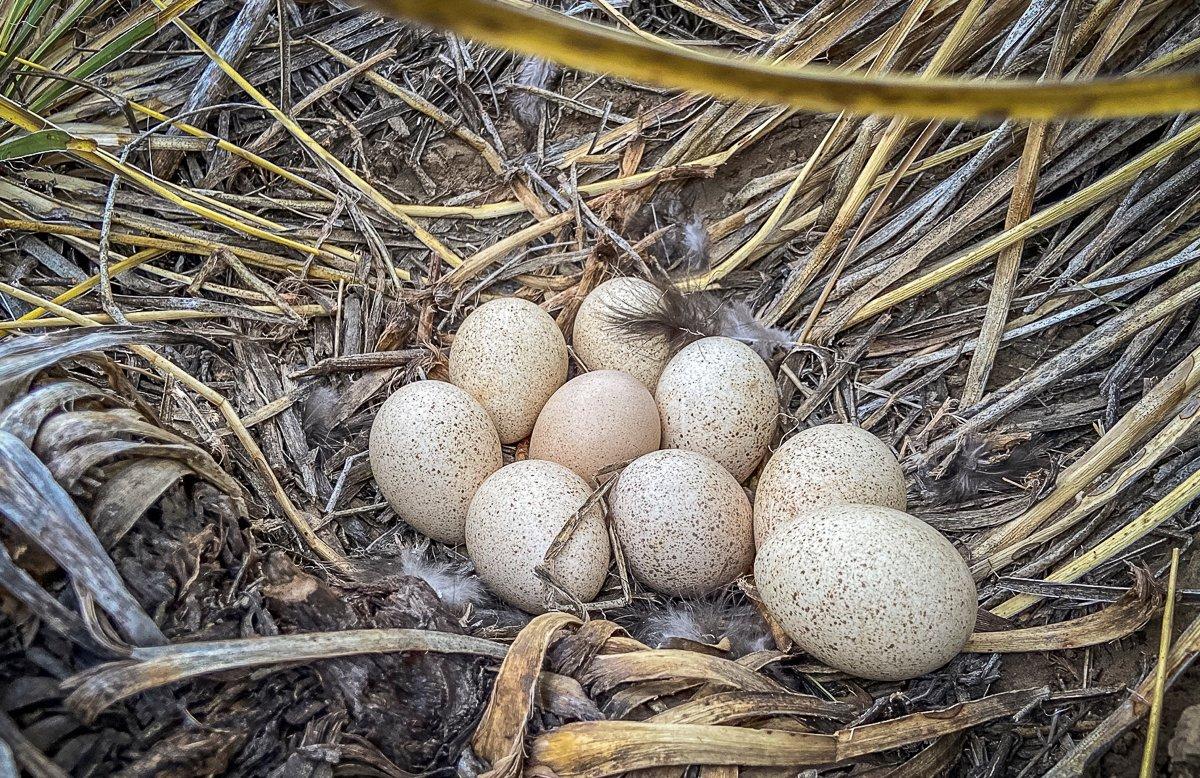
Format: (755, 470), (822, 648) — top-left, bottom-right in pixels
(655, 336), (777, 481)
(755, 503), (977, 681)
(572, 277), (670, 390)
(610, 449), (754, 597)
(528, 370), (661, 482)
(465, 460), (610, 613)
(450, 297), (568, 444)
(369, 380), (502, 545)
(754, 424), (906, 546)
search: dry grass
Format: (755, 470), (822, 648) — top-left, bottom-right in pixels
(1, 0), (1200, 775)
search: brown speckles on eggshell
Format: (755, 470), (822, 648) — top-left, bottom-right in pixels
(754, 503), (977, 681)
(368, 380), (502, 545)
(528, 370), (661, 482)
(449, 297), (568, 444)
(465, 460), (609, 614)
(655, 336), (777, 482)
(753, 424), (906, 547)
(610, 449), (754, 598)
(572, 277), (670, 390)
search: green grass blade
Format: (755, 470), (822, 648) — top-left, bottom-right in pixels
(0, 128), (87, 159)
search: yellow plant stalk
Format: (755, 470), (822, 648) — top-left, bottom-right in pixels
(363, 0), (1200, 120)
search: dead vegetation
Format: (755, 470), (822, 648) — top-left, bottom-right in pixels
(2, 0), (1200, 775)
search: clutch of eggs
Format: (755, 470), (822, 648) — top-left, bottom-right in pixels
(368, 283), (977, 681)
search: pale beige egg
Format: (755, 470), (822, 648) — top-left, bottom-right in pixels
(753, 423), (906, 546)
(450, 297), (568, 444)
(528, 370), (661, 482)
(755, 503), (977, 681)
(368, 380), (502, 545)
(572, 277), (670, 390)
(655, 336), (777, 482)
(610, 449), (754, 597)
(465, 460), (610, 614)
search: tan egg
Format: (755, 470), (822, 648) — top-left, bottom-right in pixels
(368, 380), (502, 545)
(465, 460), (610, 614)
(755, 503), (977, 681)
(572, 277), (670, 390)
(754, 424), (906, 546)
(450, 297), (568, 444)
(528, 370), (660, 482)
(655, 336), (777, 482)
(610, 449), (754, 597)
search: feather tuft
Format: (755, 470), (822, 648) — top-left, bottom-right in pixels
(395, 542), (487, 612)
(680, 215), (711, 271)
(601, 281), (719, 355)
(918, 434), (1046, 505)
(511, 57), (560, 135)
(300, 384), (343, 439)
(631, 595), (772, 657)
(602, 281), (792, 359)
(717, 301), (793, 359)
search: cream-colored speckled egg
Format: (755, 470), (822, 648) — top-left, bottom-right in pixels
(754, 424), (906, 546)
(465, 460), (610, 614)
(529, 370), (660, 482)
(610, 449), (754, 597)
(369, 380), (502, 545)
(755, 503), (977, 681)
(572, 277), (670, 390)
(450, 297), (568, 444)
(655, 336), (777, 481)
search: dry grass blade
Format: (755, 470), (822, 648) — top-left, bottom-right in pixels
(994, 454), (1200, 616)
(529, 687), (1051, 777)
(0, 282), (350, 571)
(965, 568), (1160, 652)
(1140, 548), (1181, 777)
(847, 118), (1200, 328)
(975, 341), (1200, 561)
(959, 3), (1073, 405)
(62, 628), (507, 722)
(0, 710), (68, 778)
(364, 0), (1200, 119)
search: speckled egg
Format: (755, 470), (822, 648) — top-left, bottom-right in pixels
(528, 370), (661, 482)
(610, 449), (754, 597)
(655, 336), (777, 482)
(572, 277), (670, 390)
(369, 380), (502, 545)
(449, 297), (568, 444)
(755, 503), (977, 681)
(465, 460), (610, 614)
(754, 424), (906, 546)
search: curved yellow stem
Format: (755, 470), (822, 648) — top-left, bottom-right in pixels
(363, 0), (1200, 120)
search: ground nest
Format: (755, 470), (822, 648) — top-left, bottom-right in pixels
(2, 0), (1200, 775)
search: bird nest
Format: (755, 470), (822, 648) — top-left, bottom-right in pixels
(1, 0), (1199, 776)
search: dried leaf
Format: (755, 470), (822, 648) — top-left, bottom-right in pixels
(0, 381), (111, 444)
(965, 568), (1160, 652)
(529, 688), (1050, 777)
(582, 649), (788, 695)
(647, 691), (855, 725)
(63, 628), (507, 723)
(0, 432), (164, 647)
(473, 611), (580, 778)
(0, 327), (202, 388)
(89, 458), (193, 547)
